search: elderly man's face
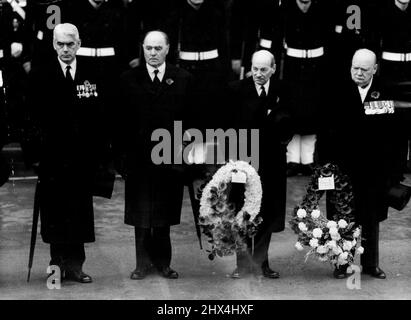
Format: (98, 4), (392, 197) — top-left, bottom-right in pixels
(351, 55), (377, 87)
(53, 31), (80, 64)
(251, 56), (275, 86)
(143, 33), (169, 68)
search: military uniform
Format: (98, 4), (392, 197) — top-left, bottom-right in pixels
(162, 0), (230, 131)
(372, 0), (411, 171)
(66, 0), (138, 115)
(271, 0), (334, 169)
(0, 0), (28, 143)
(229, 0), (281, 78)
(330, 0), (374, 83)
(24, 0), (69, 69)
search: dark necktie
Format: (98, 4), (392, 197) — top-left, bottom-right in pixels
(153, 69), (161, 91)
(260, 85), (266, 99)
(65, 65), (74, 83)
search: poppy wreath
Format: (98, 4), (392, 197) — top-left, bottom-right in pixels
(289, 163), (364, 267)
(199, 160), (263, 260)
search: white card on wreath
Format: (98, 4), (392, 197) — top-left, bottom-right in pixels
(232, 171), (247, 184)
(318, 175), (335, 190)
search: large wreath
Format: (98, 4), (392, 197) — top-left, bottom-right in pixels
(289, 163), (364, 267)
(199, 160), (263, 260)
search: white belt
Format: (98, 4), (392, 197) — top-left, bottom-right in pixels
(77, 47), (115, 57)
(179, 49), (218, 61)
(286, 47), (324, 58)
(0, 70), (3, 87)
(382, 51), (411, 62)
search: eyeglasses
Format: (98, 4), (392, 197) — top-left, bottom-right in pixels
(55, 41), (78, 49)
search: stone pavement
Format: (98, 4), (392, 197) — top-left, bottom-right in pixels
(1, 176), (411, 300)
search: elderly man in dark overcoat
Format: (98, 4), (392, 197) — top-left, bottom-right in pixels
(226, 50), (293, 279)
(25, 23), (110, 283)
(116, 30), (193, 280)
(325, 49), (404, 279)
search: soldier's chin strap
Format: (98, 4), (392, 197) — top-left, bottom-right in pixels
(7, 0), (25, 20)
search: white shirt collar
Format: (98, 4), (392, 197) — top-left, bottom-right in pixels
(357, 77), (373, 103)
(255, 80), (270, 96)
(58, 58), (77, 79)
(146, 62), (166, 82)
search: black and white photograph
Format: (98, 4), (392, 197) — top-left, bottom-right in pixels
(1, 0), (411, 309)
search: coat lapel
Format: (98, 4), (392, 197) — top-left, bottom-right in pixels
(156, 64), (176, 98)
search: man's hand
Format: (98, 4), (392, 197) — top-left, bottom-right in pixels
(11, 42), (23, 58)
(231, 59), (242, 75)
(22, 61), (31, 74)
(129, 58), (140, 69)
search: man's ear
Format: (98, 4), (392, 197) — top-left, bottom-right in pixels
(373, 63), (378, 75)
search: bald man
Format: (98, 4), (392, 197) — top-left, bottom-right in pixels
(325, 49), (404, 279)
(116, 30), (193, 280)
(25, 23), (110, 284)
(226, 50), (293, 279)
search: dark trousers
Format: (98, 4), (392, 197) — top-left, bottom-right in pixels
(236, 221), (272, 271)
(360, 222), (380, 268)
(134, 226), (171, 270)
(50, 243), (85, 272)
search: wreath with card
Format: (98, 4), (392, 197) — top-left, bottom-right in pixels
(289, 163), (364, 267)
(199, 160), (263, 260)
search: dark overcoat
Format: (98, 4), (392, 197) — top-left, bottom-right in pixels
(26, 58), (108, 243)
(117, 64), (193, 228)
(325, 77), (403, 225)
(226, 77), (293, 232)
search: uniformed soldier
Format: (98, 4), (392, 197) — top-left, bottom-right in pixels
(329, 0), (374, 84)
(66, 0), (139, 76)
(230, 0), (281, 79)
(24, 0), (69, 70)
(269, 0), (334, 176)
(162, 0), (230, 131)
(0, 0), (29, 143)
(372, 0), (411, 172)
(65, 0), (139, 118)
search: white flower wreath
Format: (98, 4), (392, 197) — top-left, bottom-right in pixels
(290, 163), (363, 268)
(199, 160), (263, 259)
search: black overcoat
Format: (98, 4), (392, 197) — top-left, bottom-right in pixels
(325, 77), (403, 224)
(26, 58), (108, 243)
(226, 77), (293, 232)
(117, 64), (193, 228)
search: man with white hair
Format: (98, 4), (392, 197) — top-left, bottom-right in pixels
(25, 23), (110, 284)
(326, 48), (404, 279)
(226, 49), (292, 279)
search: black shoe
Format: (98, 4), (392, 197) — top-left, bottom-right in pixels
(362, 266), (386, 279)
(333, 266), (349, 279)
(261, 265), (280, 279)
(64, 270), (93, 283)
(130, 267), (147, 280)
(160, 266), (179, 279)
(287, 162), (300, 177)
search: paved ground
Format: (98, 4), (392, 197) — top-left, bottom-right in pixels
(1, 175), (411, 300)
